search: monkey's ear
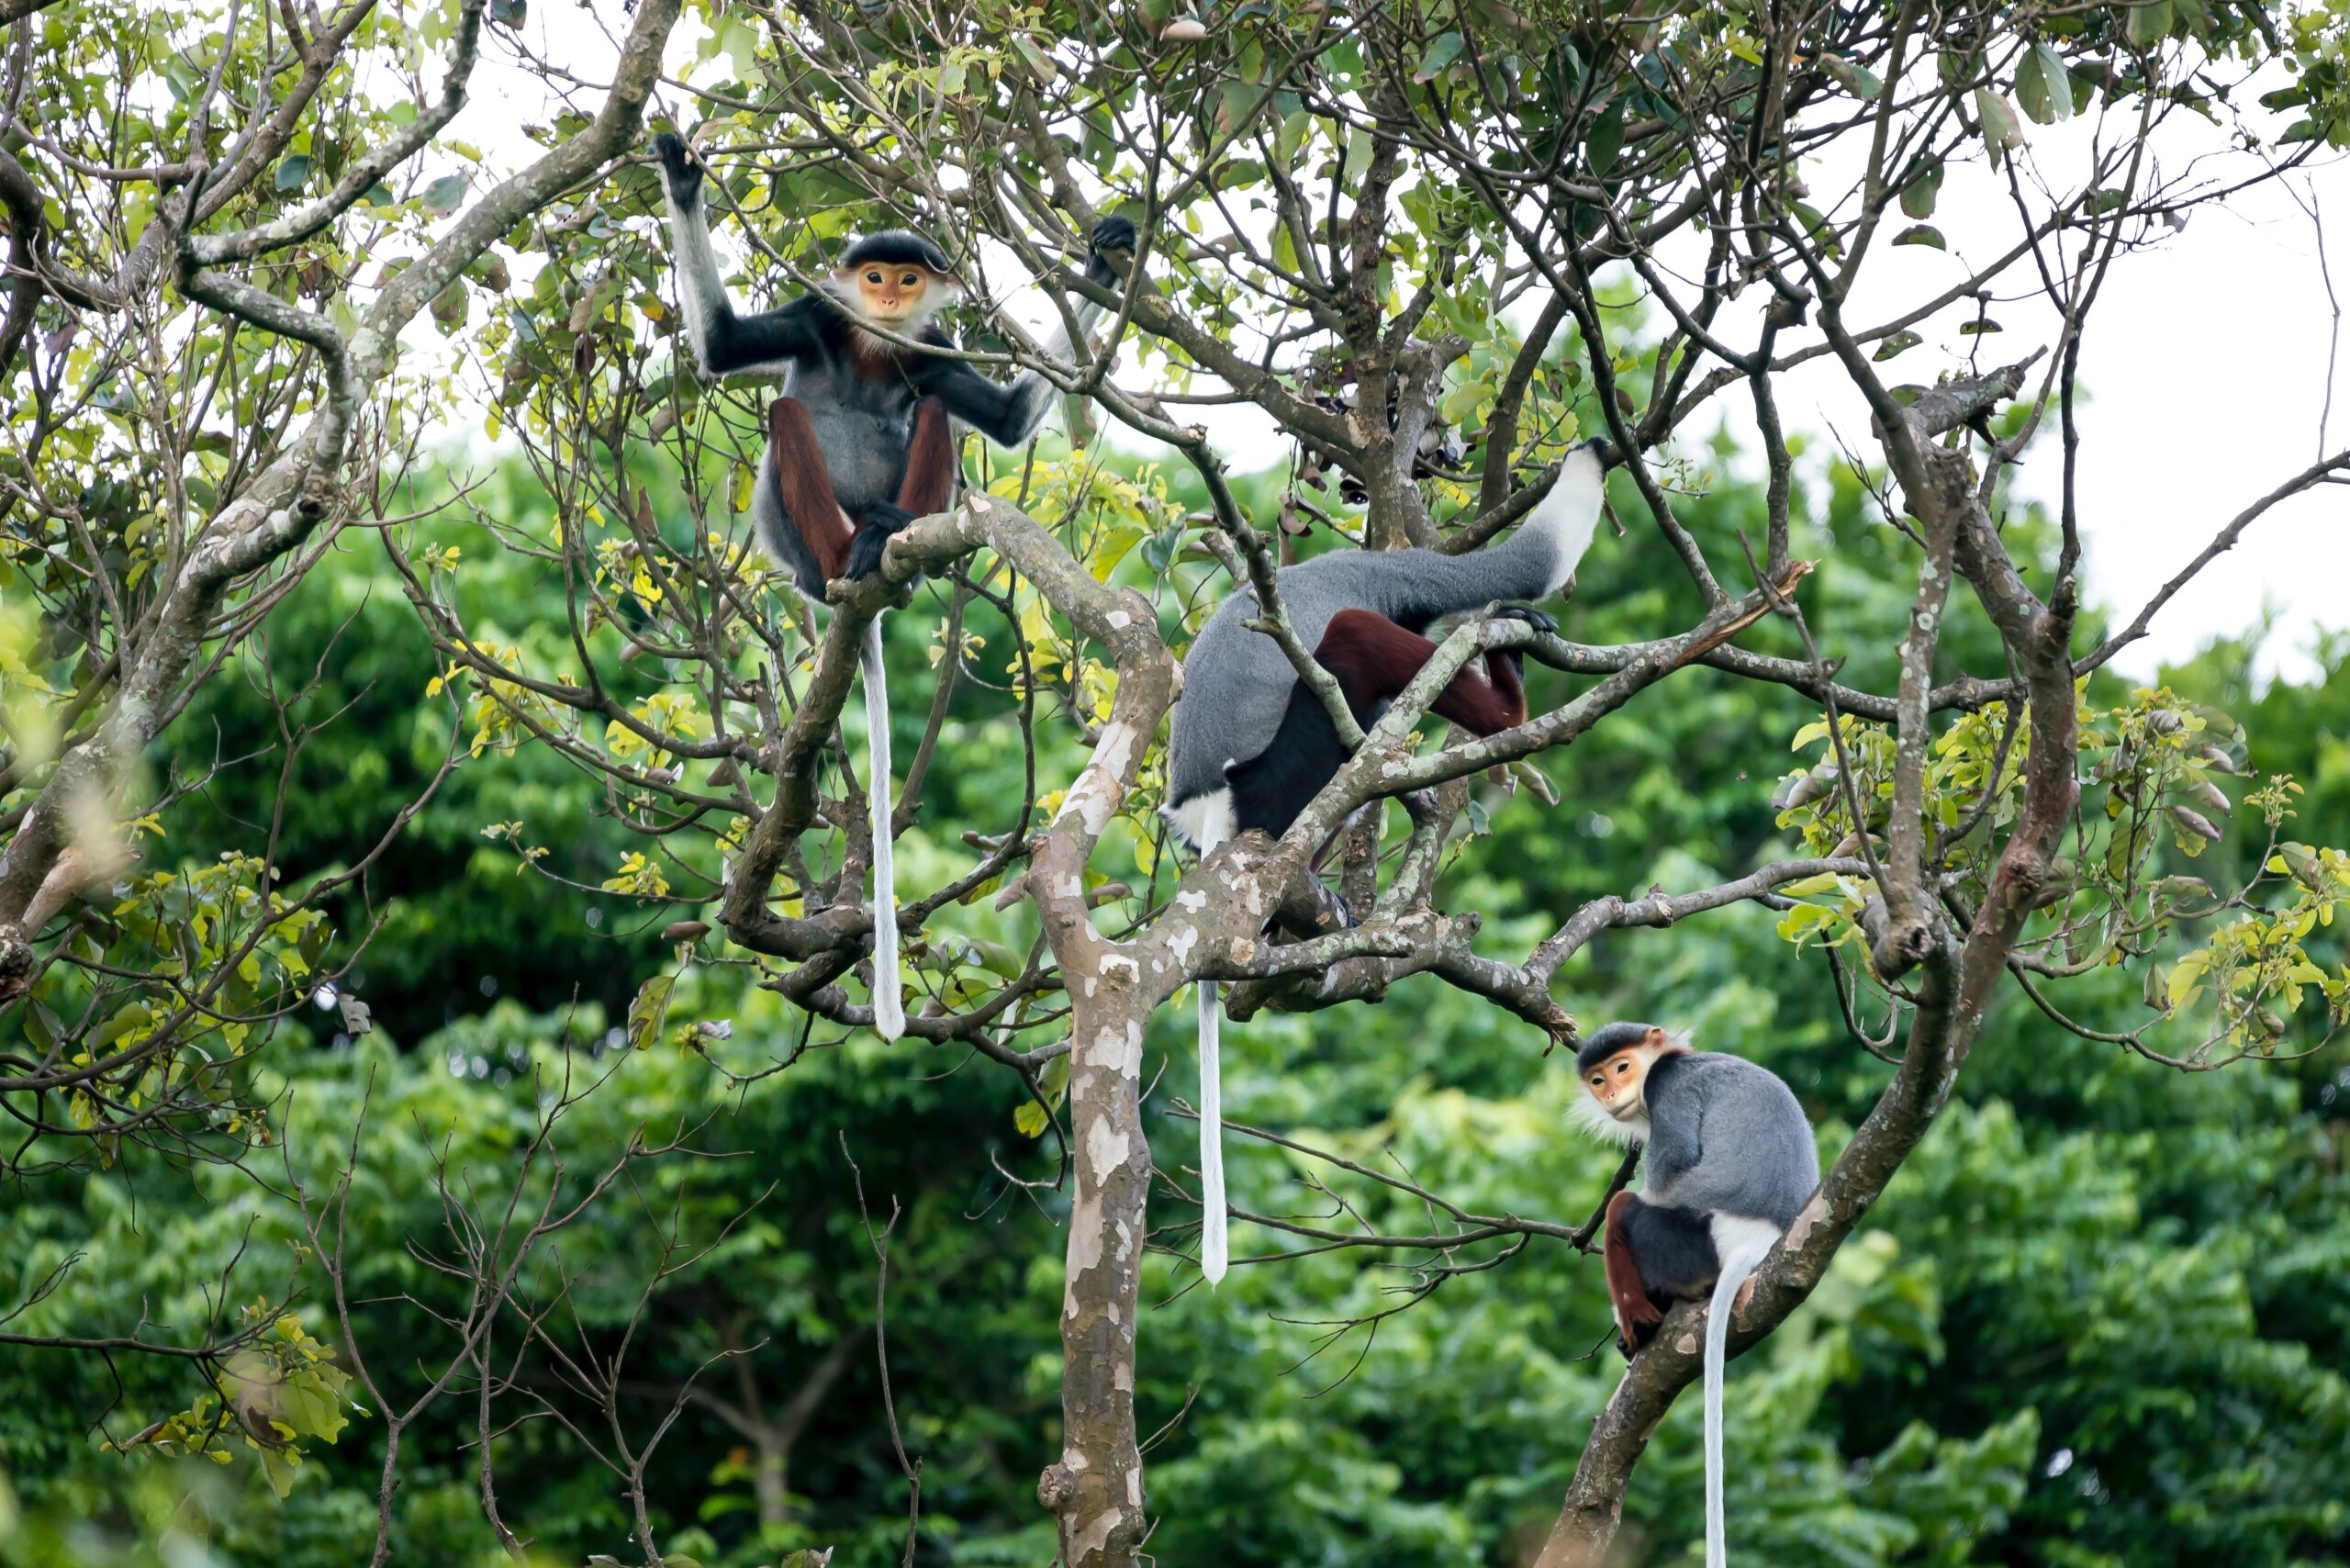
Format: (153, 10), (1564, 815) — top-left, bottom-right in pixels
(1643, 1025), (1668, 1048)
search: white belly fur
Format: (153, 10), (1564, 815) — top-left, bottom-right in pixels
(1164, 786), (1236, 855)
(1710, 1213), (1784, 1267)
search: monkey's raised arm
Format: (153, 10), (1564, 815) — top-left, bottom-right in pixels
(912, 218), (1139, 449)
(652, 133), (824, 379)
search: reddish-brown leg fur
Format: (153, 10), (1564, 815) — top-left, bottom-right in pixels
(767, 398), (856, 579)
(1604, 1190), (1666, 1353)
(1315, 608), (1529, 733)
(894, 396), (957, 516)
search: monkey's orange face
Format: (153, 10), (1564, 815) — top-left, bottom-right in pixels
(1585, 1026), (1674, 1120)
(851, 263), (946, 328)
(1584, 1049), (1651, 1120)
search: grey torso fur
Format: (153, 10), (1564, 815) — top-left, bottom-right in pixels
(1165, 446), (1606, 810)
(778, 342), (920, 514)
(1640, 1051), (1818, 1226)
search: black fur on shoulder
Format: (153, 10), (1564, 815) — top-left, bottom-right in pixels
(841, 230), (955, 275)
(1577, 1020), (1661, 1074)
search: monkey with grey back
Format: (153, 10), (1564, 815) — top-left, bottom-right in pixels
(1163, 437), (1614, 857)
(1162, 439), (1615, 1287)
(1572, 1021), (1819, 1568)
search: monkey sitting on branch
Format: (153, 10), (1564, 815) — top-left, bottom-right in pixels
(652, 129), (1133, 1039)
(1158, 436), (1615, 1284)
(1572, 1021), (1819, 1568)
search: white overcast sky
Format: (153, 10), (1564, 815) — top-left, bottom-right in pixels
(459, 11), (2348, 685)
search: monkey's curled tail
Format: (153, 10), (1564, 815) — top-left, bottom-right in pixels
(1703, 1221), (1779, 1568)
(1199, 980), (1226, 1285)
(861, 618), (905, 1041)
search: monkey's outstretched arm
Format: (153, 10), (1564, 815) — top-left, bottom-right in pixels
(913, 218), (1138, 446)
(653, 133), (824, 378)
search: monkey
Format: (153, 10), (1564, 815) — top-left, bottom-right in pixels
(1159, 436), (1614, 1283)
(1570, 1022), (1819, 1568)
(653, 130), (1135, 1040)
(1162, 437), (1612, 857)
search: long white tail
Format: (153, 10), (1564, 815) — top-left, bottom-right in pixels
(1199, 980), (1225, 1285)
(861, 617), (904, 1041)
(1704, 1221), (1779, 1568)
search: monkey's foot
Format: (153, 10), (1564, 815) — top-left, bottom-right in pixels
(1271, 872), (1352, 940)
(1614, 1315), (1662, 1361)
(650, 131), (702, 198)
(845, 507), (917, 580)
(1494, 603), (1559, 635)
(1087, 217), (1138, 285)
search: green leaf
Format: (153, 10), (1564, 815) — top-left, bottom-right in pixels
(1817, 53), (1883, 101)
(1893, 223), (1945, 249)
(1899, 158), (1942, 219)
(1415, 31), (1463, 82)
(274, 154), (311, 192)
(2016, 48), (2053, 124)
(2034, 44), (2076, 121)
(431, 281), (467, 333)
(1439, 375), (1491, 425)
(626, 973), (677, 1049)
(490, 0), (525, 24)
(1873, 330), (1923, 362)
(2127, 0), (2172, 49)
(421, 174), (469, 216)
(1585, 99), (1626, 174)
(1975, 88), (2024, 164)
(1959, 318), (2003, 335)
(1013, 1099), (1048, 1137)
(1012, 34), (1057, 84)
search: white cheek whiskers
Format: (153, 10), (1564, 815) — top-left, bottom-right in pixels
(1568, 1090), (1649, 1149)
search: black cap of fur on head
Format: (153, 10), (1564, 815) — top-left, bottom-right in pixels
(840, 230), (955, 276)
(1575, 1021), (1662, 1074)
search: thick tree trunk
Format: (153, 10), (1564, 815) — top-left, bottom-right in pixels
(1038, 984), (1154, 1566)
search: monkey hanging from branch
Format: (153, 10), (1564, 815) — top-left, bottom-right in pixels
(652, 130), (1134, 1038)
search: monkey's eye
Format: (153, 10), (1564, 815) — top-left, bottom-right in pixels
(1615, 1060), (1631, 1075)
(901, 271), (921, 287)
(1588, 1075), (1602, 1088)
(866, 270), (884, 285)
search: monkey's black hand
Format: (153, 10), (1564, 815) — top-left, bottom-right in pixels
(845, 505), (918, 580)
(650, 131), (702, 204)
(1085, 216), (1137, 286)
(1489, 604), (1556, 678)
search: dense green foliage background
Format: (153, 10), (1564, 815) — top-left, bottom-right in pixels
(4, 443), (2345, 1568)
